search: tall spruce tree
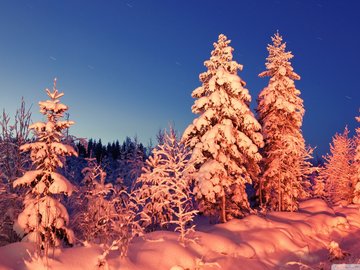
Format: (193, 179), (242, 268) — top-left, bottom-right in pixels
(13, 79), (77, 256)
(182, 34), (264, 222)
(257, 32), (312, 211)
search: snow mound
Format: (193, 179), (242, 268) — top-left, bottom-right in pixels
(1, 199), (360, 270)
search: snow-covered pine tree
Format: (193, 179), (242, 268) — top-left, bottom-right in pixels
(135, 151), (169, 230)
(352, 113), (360, 203)
(182, 34), (264, 222)
(313, 175), (326, 198)
(136, 127), (197, 238)
(320, 127), (354, 204)
(256, 32), (312, 212)
(157, 128), (197, 245)
(166, 161), (198, 245)
(13, 79), (77, 256)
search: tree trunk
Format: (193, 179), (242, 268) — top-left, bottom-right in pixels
(259, 178), (263, 207)
(278, 179), (281, 211)
(221, 195), (227, 223)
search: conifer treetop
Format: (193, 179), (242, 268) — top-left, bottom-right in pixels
(257, 32), (304, 128)
(197, 34), (246, 100)
(202, 34), (243, 76)
(39, 78), (69, 121)
(17, 79), (77, 174)
(259, 32), (300, 81)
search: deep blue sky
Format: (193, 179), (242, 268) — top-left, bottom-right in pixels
(0, 0), (359, 156)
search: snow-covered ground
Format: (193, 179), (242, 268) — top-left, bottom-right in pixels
(1, 198), (360, 270)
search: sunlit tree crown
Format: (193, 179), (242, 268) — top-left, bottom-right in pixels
(200, 34), (243, 79)
(22, 79), (77, 172)
(260, 32), (300, 81)
(258, 32), (304, 130)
